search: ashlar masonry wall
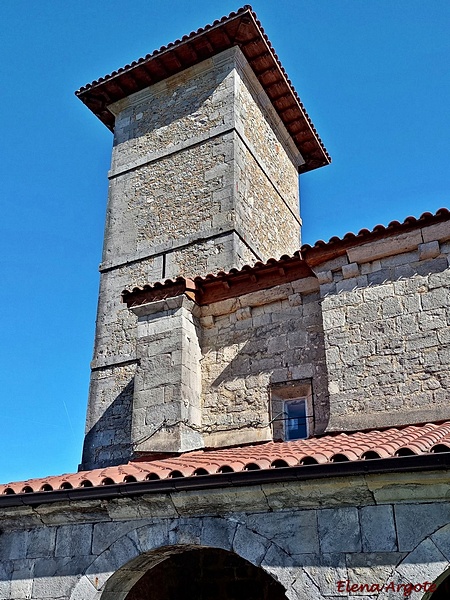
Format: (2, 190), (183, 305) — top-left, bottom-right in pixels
(125, 273), (328, 454)
(114, 217), (450, 459)
(106, 46), (302, 272)
(131, 296), (203, 455)
(316, 221), (450, 431)
(187, 218), (450, 446)
(199, 277), (329, 447)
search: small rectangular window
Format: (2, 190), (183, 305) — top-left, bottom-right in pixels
(271, 381), (313, 441)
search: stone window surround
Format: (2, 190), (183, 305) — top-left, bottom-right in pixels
(271, 380), (314, 442)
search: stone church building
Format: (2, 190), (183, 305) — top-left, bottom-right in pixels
(1, 6), (450, 599)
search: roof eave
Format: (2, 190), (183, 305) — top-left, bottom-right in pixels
(2, 453), (450, 508)
(75, 6), (330, 173)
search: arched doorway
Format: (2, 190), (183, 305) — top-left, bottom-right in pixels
(125, 547), (287, 600)
(429, 572), (450, 599)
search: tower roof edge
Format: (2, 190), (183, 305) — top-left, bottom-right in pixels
(75, 6), (330, 173)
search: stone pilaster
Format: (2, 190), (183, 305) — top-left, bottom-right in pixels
(130, 295), (203, 455)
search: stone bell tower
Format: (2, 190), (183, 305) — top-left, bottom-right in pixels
(76, 6), (329, 470)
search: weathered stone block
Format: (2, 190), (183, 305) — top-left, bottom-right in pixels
(395, 503), (450, 551)
(396, 537), (448, 588)
(135, 522), (171, 553)
(346, 301), (379, 323)
(200, 517), (237, 551)
(363, 283), (395, 302)
(55, 524), (93, 557)
(32, 557), (89, 598)
(380, 249), (419, 267)
(421, 221), (450, 243)
(291, 277), (319, 294)
(367, 267), (392, 285)
(322, 308), (346, 329)
(342, 262), (359, 279)
(361, 259), (382, 274)
(429, 268), (450, 289)
(347, 230), (422, 264)
(9, 560), (33, 600)
(246, 511), (319, 555)
(418, 310), (445, 332)
(317, 508), (362, 553)
(430, 523), (450, 563)
(422, 286), (449, 310)
(92, 521), (149, 556)
(232, 524), (270, 566)
(381, 296), (403, 318)
(419, 240), (440, 260)
(414, 256), (449, 277)
(346, 552), (398, 595)
(336, 278), (358, 293)
(26, 527), (56, 559)
(360, 505), (397, 552)
(303, 552), (347, 597)
(316, 254), (350, 272)
(290, 569), (328, 600)
(69, 576), (99, 600)
(316, 270), (333, 284)
(319, 282), (336, 296)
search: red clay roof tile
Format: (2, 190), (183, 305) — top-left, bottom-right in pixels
(75, 6), (330, 174)
(122, 208), (450, 308)
(300, 207), (450, 265)
(3, 421), (450, 496)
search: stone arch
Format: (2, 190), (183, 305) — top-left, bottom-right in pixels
(425, 565), (450, 599)
(70, 517), (302, 600)
(374, 523), (450, 600)
(123, 547), (288, 599)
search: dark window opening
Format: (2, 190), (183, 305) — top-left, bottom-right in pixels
(285, 398), (308, 440)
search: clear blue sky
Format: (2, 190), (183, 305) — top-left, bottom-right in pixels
(1, 1), (449, 484)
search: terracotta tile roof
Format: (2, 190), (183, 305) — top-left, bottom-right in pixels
(300, 207), (450, 267)
(122, 253), (312, 307)
(75, 6), (330, 174)
(3, 422), (450, 497)
(122, 208), (450, 308)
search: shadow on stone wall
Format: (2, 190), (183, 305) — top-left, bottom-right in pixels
(81, 378), (134, 471)
(206, 293), (330, 437)
(112, 67), (230, 148)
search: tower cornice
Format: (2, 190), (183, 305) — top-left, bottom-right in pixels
(75, 6), (330, 173)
